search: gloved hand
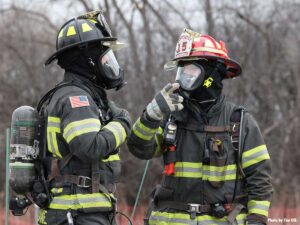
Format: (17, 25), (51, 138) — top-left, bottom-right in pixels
(146, 83), (184, 121)
(108, 101), (132, 135)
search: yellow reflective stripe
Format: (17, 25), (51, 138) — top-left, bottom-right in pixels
(66, 25), (76, 36)
(132, 118), (157, 141)
(48, 117), (61, 123)
(38, 209), (47, 225)
(149, 211), (247, 225)
(47, 116), (62, 158)
(103, 121), (126, 148)
(173, 162), (237, 181)
(51, 188), (63, 194)
(153, 127), (164, 157)
(175, 162), (202, 168)
(174, 171), (202, 178)
(242, 144), (270, 168)
(82, 22), (93, 32)
(49, 201), (112, 210)
(102, 154), (120, 162)
(248, 200), (270, 217)
(49, 193), (112, 210)
(88, 19), (97, 23)
(202, 164), (237, 181)
(243, 145), (267, 158)
(203, 164), (236, 171)
(63, 119), (101, 143)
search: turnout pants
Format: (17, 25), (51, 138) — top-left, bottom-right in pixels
(38, 209), (116, 225)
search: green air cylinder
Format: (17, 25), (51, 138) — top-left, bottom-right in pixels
(9, 106), (38, 195)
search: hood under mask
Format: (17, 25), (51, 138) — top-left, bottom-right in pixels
(57, 45), (124, 90)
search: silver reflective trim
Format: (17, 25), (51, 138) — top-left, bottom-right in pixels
(202, 168), (236, 177)
(133, 122), (156, 138)
(64, 122), (100, 141)
(49, 132), (57, 156)
(242, 148), (268, 164)
(51, 196), (109, 205)
(48, 121), (60, 128)
(248, 203), (269, 212)
(106, 122), (124, 142)
(174, 166), (202, 173)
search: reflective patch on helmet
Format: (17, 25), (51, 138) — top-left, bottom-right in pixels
(82, 23), (93, 32)
(66, 26), (76, 36)
(203, 77), (214, 88)
(204, 39), (215, 48)
(58, 29), (64, 38)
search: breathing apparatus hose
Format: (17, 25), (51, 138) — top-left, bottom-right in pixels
(129, 160), (151, 225)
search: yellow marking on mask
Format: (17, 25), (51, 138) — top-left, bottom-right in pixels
(203, 77), (214, 88)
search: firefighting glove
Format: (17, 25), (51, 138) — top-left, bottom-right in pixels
(146, 83), (184, 121)
(108, 101), (132, 135)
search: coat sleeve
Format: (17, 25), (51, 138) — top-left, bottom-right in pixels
(127, 111), (165, 159)
(241, 112), (273, 224)
(57, 87), (127, 162)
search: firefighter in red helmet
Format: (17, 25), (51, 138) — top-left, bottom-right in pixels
(127, 29), (272, 225)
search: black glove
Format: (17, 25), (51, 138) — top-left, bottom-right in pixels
(108, 101), (132, 135)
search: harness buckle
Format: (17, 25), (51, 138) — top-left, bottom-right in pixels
(188, 203), (201, 213)
(187, 203), (201, 220)
(77, 176), (91, 188)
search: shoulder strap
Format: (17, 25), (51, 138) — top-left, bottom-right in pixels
(37, 80), (106, 118)
(37, 81), (73, 112)
(231, 107), (246, 203)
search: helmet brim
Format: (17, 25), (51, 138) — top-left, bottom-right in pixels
(164, 55), (242, 78)
(44, 37), (124, 66)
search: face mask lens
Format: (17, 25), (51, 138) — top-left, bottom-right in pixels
(100, 49), (120, 78)
(176, 63), (203, 90)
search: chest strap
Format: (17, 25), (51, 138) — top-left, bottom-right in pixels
(204, 125), (231, 132)
(157, 201), (211, 219)
(48, 155), (111, 194)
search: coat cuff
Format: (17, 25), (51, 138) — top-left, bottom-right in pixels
(246, 214), (268, 225)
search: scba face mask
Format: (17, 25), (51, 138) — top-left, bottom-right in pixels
(175, 61), (224, 102)
(97, 48), (125, 90)
(175, 63), (206, 91)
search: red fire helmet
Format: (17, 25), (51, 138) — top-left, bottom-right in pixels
(164, 29), (242, 78)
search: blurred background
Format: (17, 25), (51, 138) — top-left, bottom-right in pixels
(0, 0), (300, 224)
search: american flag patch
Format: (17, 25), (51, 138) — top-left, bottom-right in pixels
(69, 96), (90, 108)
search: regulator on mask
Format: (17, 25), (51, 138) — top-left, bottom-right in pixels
(9, 106), (38, 215)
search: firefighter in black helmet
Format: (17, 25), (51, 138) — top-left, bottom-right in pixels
(127, 29), (272, 225)
(38, 11), (131, 225)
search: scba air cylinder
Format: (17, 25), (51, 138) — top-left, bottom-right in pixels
(9, 106), (39, 195)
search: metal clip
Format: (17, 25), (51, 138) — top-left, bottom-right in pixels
(77, 176), (91, 188)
